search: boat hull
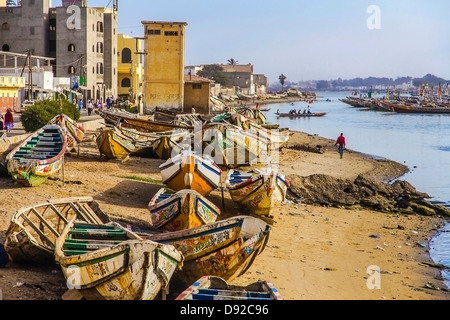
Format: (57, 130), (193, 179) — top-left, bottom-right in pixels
(148, 188), (221, 232)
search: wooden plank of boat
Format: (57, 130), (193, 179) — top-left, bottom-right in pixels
(94, 126), (140, 160)
(226, 167), (290, 217)
(3, 197), (110, 264)
(148, 188), (221, 232)
(159, 150), (222, 196)
(48, 114), (86, 150)
(5, 124), (68, 187)
(141, 215), (271, 292)
(175, 275), (283, 300)
(391, 103), (450, 114)
(54, 220), (183, 300)
(276, 112), (327, 117)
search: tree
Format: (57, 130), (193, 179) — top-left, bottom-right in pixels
(197, 64), (229, 86)
(227, 58), (238, 65)
(279, 74), (287, 91)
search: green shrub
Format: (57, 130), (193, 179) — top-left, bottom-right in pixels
(20, 99), (80, 132)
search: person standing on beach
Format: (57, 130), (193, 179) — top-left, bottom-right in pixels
(87, 99), (94, 116)
(334, 133), (346, 159)
(4, 109), (14, 132)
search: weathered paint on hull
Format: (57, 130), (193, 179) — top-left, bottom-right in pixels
(3, 197), (109, 264)
(227, 169), (289, 216)
(143, 216), (271, 290)
(95, 128), (135, 160)
(148, 189), (220, 232)
(160, 151), (222, 196)
(55, 221), (183, 300)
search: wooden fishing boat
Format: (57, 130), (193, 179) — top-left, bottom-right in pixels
(142, 215), (271, 291)
(152, 130), (190, 160)
(95, 126), (154, 160)
(390, 102), (450, 114)
(54, 220), (183, 300)
(5, 124), (68, 187)
(148, 188), (221, 232)
(159, 150), (222, 196)
(276, 111), (327, 117)
(96, 108), (194, 133)
(48, 114), (86, 150)
(175, 275), (283, 300)
(226, 167), (290, 217)
(3, 197), (110, 264)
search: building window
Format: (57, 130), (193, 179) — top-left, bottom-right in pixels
(147, 29), (161, 35)
(193, 83), (202, 90)
(97, 63), (103, 74)
(68, 66), (76, 74)
(165, 31), (178, 36)
(97, 42), (103, 53)
(49, 41), (56, 52)
(97, 22), (103, 33)
(68, 44), (75, 52)
(2, 23), (10, 31)
(2, 44), (10, 51)
(30, 27), (35, 35)
(121, 78), (131, 88)
(121, 48), (131, 63)
(49, 19), (56, 31)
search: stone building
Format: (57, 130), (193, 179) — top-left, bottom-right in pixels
(0, 0), (118, 103)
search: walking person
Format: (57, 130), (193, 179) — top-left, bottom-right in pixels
(87, 99), (94, 116)
(4, 109), (14, 133)
(334, 133), (346, 159)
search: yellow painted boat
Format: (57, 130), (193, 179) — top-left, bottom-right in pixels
(226, 167), (290, 216)
(142, 215), (271, 292)
(94, 126), (138, 160)
(148, 188), (221, 232)
(54, 220), (184, 300)
(159, 150), (222, 196)
(152, 130), (190, 160)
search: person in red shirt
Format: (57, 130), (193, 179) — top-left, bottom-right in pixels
(334, 133), (346, 159)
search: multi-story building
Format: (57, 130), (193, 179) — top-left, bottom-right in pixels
(117, 34), (144, 106)
(141, 21), (188, 112)
(0, 0), (118, 104)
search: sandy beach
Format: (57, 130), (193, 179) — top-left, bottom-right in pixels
(0, 125), (449, 301)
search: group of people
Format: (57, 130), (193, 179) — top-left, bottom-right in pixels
(77, 96), (115, 116)
(288, 105), (312, 115)
(0, 109), (14, 132)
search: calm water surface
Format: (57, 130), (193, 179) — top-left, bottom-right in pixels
(264, 91), (450, 288)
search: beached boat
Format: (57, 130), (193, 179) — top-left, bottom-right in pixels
(148, 188), (221, 232)
(390, 102), (450, 114)
(3, 197), (110, 264)
(276, 111), (327, 117)
(152, 130), (191, 160)
(5, 124), (68, 187)
(54, 220), (183, 300)
(142, 215), (271, 291)
(96, 108), (194, 133)
(175, 275), (283, 300)
(48, 114), (86, 150)
(226, 167), (290, 217)
(159, 150), (222, 196)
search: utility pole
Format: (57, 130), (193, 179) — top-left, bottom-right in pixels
(27, 51), (33, 100)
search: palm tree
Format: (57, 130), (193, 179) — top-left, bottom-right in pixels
(227, 58), (238, 65)
(279, 74), (287, 91)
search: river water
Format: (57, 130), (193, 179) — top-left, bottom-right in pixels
(263, 91), (450, 288)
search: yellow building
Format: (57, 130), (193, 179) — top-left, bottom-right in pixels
(141, 21), (188, 111)
(117, 34), (144, 104)
(0, 76), (26, 113)
(184, 75), (214, 115)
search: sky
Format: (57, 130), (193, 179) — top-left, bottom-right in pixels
(88, 0), (450, 84)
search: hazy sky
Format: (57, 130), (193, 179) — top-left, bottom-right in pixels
(88, 0), (450, 84)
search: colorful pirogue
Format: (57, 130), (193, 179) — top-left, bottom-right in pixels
(148, 188), (221, 232)
(226, 166), (290, 216)
(142, 215), (271, 291)
(54, 220), (184, 300)
(3, 197), (110, 264)
(159, 149), (222, 196)
(175, 275), (283, 300)
(5, 123), (68, 187)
